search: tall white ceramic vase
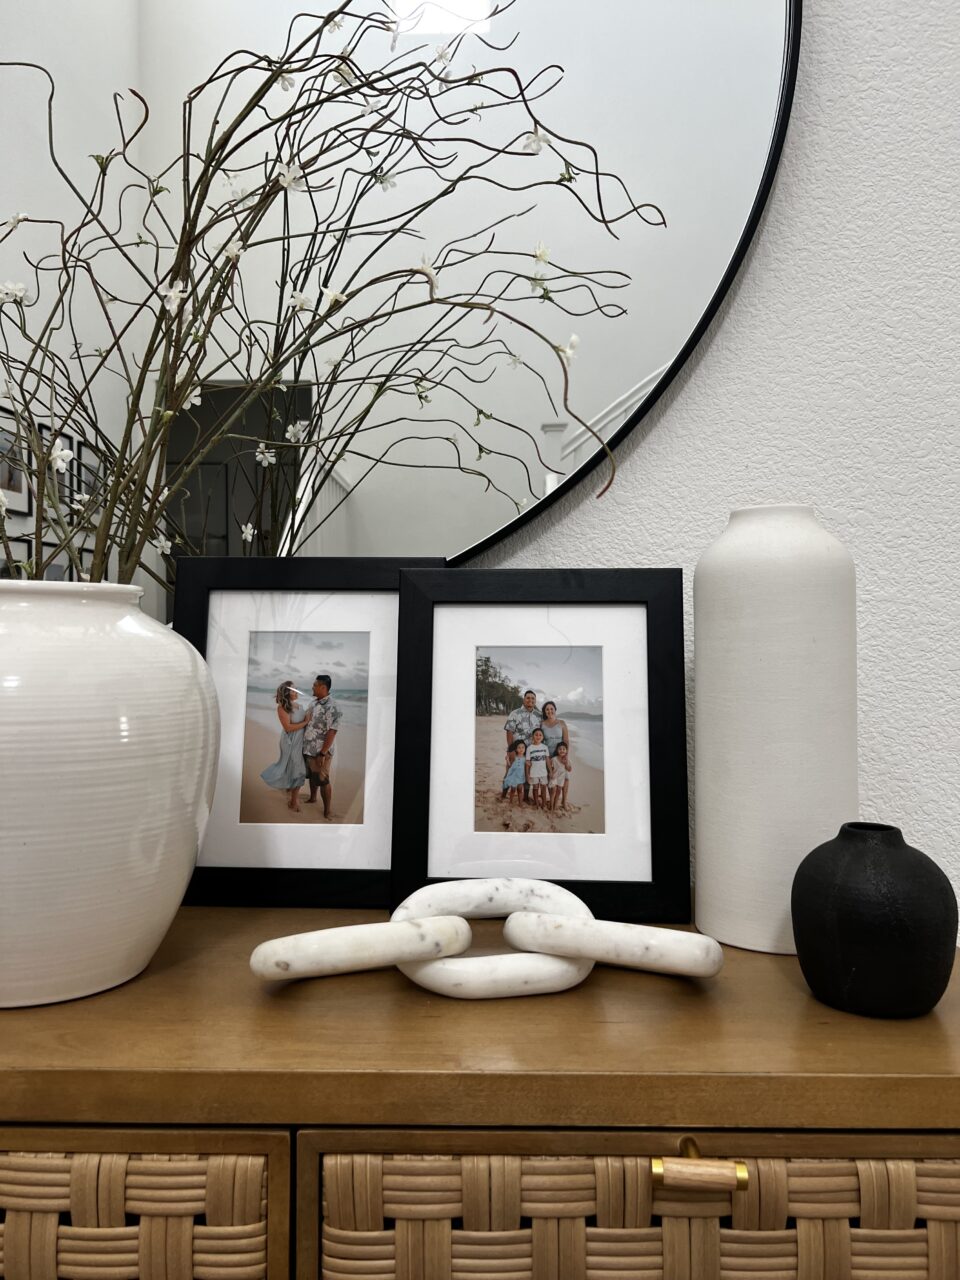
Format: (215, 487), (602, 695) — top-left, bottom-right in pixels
(0, 581), (219, 1006)
(693, 505), (858, 953)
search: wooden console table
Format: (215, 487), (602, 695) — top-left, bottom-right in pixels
(2, 906), (959, 1279)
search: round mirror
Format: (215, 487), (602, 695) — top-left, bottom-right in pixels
(282, 0), (797, 561)
(4, 1), (799, 565)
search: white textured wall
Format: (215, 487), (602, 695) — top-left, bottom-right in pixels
(477, 0), (960, 895)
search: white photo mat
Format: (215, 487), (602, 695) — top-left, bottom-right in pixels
(427, 602), (652, 881)
(202, 588), (398, 870)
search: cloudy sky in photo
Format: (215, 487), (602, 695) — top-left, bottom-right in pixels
(246, 630), (370, 694)
(479, 645), (603, 716)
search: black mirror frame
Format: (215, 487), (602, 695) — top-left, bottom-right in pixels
(449, 0), (802, 566)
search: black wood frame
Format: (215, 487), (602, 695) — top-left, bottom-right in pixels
(172, 555), (444, 907)
(391, 567), (691, 921)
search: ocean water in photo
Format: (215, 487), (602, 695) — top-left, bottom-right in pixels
(565, 716), (604, 770)
(248, 686), (369, 732)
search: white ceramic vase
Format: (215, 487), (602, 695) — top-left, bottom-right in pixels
(693, 505), (858, 953)
(0, 581), (219, 1006)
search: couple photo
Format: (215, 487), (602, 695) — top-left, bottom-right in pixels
(474, 645), (606, 835)
(239, 630), (369, 825)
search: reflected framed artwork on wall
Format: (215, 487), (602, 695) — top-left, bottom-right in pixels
(0, 416), (32, 518)
(172, 556), (443, 907)
(391, 568), (691, 921)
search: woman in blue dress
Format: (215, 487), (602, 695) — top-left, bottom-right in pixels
(260, 680), (310, 812)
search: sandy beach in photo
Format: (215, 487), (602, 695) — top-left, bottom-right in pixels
(239, 715), (366, 824)
(474, 715), (605, 834)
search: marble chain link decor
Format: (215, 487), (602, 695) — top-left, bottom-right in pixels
(250, 877), (723, 999)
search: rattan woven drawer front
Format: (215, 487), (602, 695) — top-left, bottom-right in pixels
(0, 1129), (289, 1280)
(315, 1152), (960, 1280)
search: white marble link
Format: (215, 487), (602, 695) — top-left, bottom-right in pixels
(503, 912), (724, 978)
(391, 878), (595, 999)
(391, 877), (595, 923)
(249, 915), (472, 981)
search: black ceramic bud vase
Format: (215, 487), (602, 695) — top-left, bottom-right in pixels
(791, 822), (957, 1019)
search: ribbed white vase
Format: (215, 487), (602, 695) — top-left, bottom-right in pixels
(693, 505), (858, 953)
(0, 581), (219, 1005)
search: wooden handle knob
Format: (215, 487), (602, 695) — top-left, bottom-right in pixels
(651, 1138), (748, 1192)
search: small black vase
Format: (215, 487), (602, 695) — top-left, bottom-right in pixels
(791, 822), (957, 1018)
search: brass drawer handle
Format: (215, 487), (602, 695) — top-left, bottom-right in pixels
(651, 1136), (749, 1192)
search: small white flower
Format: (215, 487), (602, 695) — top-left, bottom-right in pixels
(328, 14), (344, 32)
(376, 171), (397, 192)
(362, 98), (378, 117)
(435, 45), (452, 64)
(320, 285), (348, 310)
(557, 334), (580, 365)
(255, 442), (277, 468)
(289, 289), (313, 313)
(226, 181), (255, 209)
(0, 281), (27, 304)
(507, 353), (522, 369)
(2, 213), (26, 232)
(534, 241), (549, 264)
(241, 522), (255, 543)
(48, 441), (74, 473)
(0, 492), (8, 516)
(158, 280), (187, 316)
(418, 255), (438, 291)
(155, 535), (172, 555)
(285, 421), (306, 443)
(521, 125), (550, 155)
(334, 56), (357, 87)
(69, 493), (87, 511)
(222, 237), (244, 262)
(279, 72), (296, 92)
(186, 385), (202, 407)
(529, 272), (547, 294)
(277, 162), (306, 192)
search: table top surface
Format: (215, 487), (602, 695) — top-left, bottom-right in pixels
(2, 907), (959, 1130)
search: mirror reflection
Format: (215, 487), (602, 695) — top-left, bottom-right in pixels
(3, 1), (790, 563)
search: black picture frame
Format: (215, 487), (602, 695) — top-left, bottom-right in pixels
(172, 555), (445, 907)
(391, 568), (690, 921)
(0, 413), (33, 517)
(37, 424), (82, 511)
(0, 535), (32, 578)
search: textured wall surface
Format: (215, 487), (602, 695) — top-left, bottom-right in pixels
(479, 0), (960, 896)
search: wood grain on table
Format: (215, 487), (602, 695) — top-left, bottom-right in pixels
(1, 907), (958, 1129)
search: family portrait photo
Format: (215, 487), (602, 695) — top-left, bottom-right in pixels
(474, 645), (605, 835)
(239, 629), (369, 825)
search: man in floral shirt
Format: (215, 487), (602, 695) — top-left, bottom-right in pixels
(503, 690), (542, 803)
(302, 674), (342, 819)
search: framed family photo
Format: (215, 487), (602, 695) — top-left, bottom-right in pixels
(173, 556), (443, 907)
(392, 568), (690, 921)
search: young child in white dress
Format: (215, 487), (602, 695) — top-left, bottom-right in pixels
(548, 739), (572, 810)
